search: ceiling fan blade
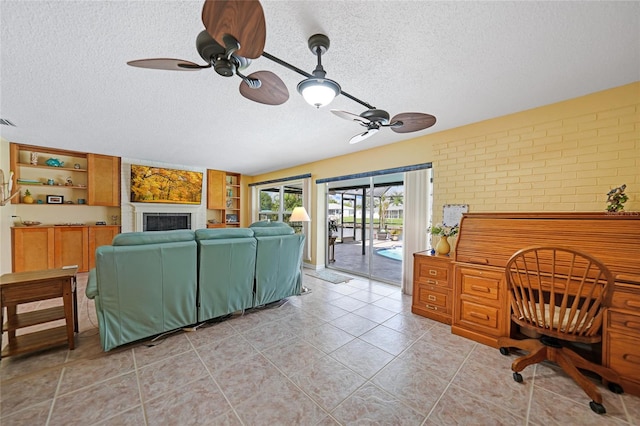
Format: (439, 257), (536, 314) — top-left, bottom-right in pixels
(239, 71), (289, 105)
(390, 112), (437, 133)
(331, 109), (371, 125)
(202, 0), (266, 59)
(349, 128), (379, 144)
(126, 58), (208, 71)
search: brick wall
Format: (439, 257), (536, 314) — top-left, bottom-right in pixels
(432, 84), (639, 220)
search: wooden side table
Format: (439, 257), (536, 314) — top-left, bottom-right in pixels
(1, 267), (77, 359)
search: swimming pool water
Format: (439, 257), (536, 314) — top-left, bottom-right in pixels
(376, 246), (403, 261)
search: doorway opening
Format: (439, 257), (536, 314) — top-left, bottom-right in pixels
(326, 174), (404, 285)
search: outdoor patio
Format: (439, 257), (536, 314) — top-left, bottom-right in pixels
(329, 238), (403, 285)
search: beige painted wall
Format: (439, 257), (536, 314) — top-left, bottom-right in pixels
(247, 82), (640, 266)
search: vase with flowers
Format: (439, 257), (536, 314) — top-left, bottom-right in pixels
(428, 223), (459, 255)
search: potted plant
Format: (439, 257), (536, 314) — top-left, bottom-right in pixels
(428, 223), (459, 255)
(23, 189), (34, 204)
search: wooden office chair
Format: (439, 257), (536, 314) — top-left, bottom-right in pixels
(497, 246), (623, 414)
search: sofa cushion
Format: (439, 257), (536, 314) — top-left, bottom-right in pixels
(112, 230), (195, 246)
(249, 220), (291, 228)
(251, 226), (295, 237)
(195, 228), (254, 240)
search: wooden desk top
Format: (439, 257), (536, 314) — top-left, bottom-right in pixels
(1, 267), (78, 287)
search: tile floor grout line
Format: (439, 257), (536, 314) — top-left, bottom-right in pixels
(131, 347), (150, 426)
(188, 337), (246, 426)
(44, 362), (67, 426)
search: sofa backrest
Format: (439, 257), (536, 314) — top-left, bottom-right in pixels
(195, 228), (257, 321)
(112, 229), (195, 246)
(252, 223), (305, 305)
(93, 231), (197, 351)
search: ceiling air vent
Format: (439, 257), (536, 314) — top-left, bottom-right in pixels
(0, 118), (16, 126)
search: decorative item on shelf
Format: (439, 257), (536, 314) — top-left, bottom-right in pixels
(65, 177), (73, 186)
(226, 198), (233, 208)
(30, 152), (38, 165)
(74, 163), (81, 169)
(45, 158), (64, 167)
(65, 201), (74, 204)
(23, 189), (34, 204)
(46, 195), (63, 204)
(110, 215), (118, 225)
(47, 178), (54, 185)
(21, 221), (41, 226)
(606, 184), (628, 212)
(96, 221), (106, 225)
(0, 169), (20, 206)
(225, 214), (238, 223)
(37, 199), (44, 204)
(428, 223), (459, 256)
(77, 198), (85, 204)
(227, 188), (233, 198)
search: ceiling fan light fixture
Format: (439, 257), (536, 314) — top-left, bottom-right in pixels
(297, 77), (341, 108)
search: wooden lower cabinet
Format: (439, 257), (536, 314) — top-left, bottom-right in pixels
(12, 225), (120, 273)
(412, 251), (453, 324)
(88, 226), (120, 269)
(603, 281), (640, 396)
(451, 263), (509, 348)
(11, 227), (55, 272)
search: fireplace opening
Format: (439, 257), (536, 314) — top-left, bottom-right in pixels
(143, 213), (191, 231)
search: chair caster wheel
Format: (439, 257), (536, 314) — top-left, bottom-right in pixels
(499, 347), (510, 356)
(608, 382), (624, 394)
(589, 401), (606, 414)
(512, 372), (523, 383)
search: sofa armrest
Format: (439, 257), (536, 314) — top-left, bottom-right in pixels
(86, 268), (98, 299)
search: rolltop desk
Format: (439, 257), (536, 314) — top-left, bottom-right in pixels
(450, 212), (640, 396)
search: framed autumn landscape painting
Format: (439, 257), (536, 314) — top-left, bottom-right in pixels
(130, 165), (203, 204)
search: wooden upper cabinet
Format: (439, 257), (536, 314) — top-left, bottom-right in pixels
(87, 154), (120, 206)
(207, 169), (226, 210)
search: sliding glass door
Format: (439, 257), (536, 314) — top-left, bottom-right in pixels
(326, 174), (404, 285)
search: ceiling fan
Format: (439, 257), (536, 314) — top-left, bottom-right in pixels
(126, 0), (437, 141)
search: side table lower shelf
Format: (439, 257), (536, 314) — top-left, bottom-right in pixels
(1, 326), (69, 358)
(1, 267), (78, 359)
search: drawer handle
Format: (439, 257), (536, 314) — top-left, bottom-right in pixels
(470, 312), (489, 320)
(428, 295), (437, 301)
(429, 269), (438, 276)
(626, 300), (640, 309)
(471, 285), (490, 293)
(427, 279), (437, 285)
(623, 354), (640, 365)
(425, 304), (438, 311)
(624, 320), (640, 331)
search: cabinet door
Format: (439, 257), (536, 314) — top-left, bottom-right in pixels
(12, 227), (55, 272)
(54, 227), (89, 272)
(88, 226), (120, 270)
(87, 154), (120, 206)
(207, 170), (226, 210)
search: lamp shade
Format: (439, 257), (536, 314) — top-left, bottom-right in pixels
(290, 206), (311, 222)
(297, 78), (341, 108)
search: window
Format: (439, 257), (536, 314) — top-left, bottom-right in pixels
(258, 183), (304, 232)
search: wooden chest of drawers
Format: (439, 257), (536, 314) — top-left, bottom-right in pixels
(452, 264), (508, 347)
(412, 251), (453, 324)
(604, 280), (640, 396)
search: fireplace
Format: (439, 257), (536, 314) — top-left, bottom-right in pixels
(143, 213), (191, 231)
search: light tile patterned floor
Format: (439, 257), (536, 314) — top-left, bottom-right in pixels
(1, 272), (639, 425)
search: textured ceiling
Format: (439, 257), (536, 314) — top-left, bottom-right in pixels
(1, 1), (639, 175)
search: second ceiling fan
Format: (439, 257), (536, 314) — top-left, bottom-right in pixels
(126, 0), (437, 142)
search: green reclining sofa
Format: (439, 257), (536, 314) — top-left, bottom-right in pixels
(87, 222), (305, 351)
(86, 230), (198, 352)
